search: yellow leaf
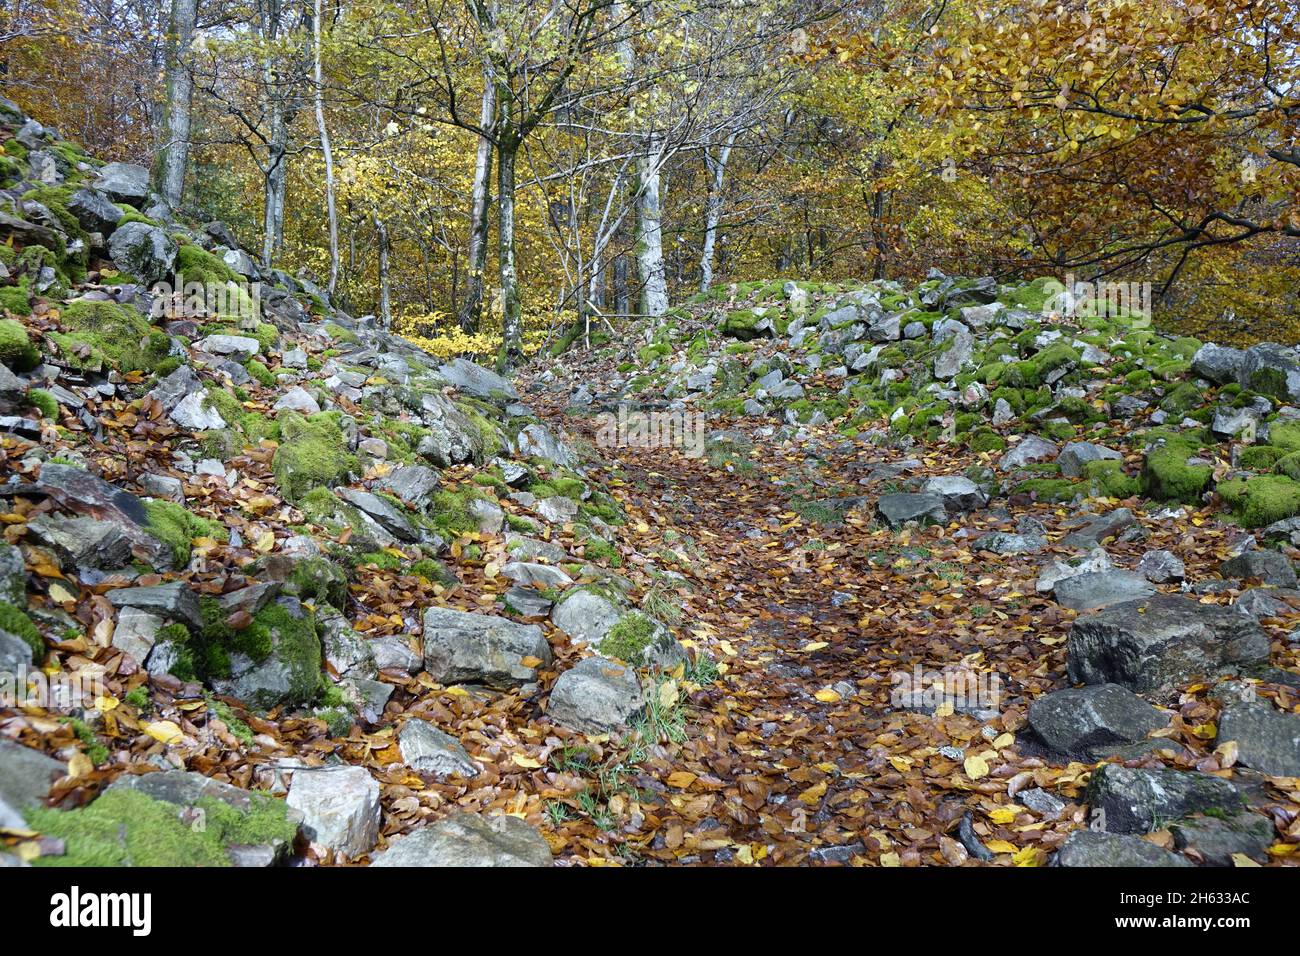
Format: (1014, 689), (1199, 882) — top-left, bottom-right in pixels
(801, 641), (829, 652)
(658, 679), (679, 709)
(814, 687), (841, 703)
(799, 780), (828, 805)
(1231, 853), (1261, 867)
(253, 530), (276, 553)
(1012, 845), (1042, 867)
(988, 806), (1019, 824)
(66, 751), (93, 778)
(145, 720), (184, 744)
(666, 771), (696, 789)
(986, 840), (1019, 854)
(964, 754), (990, 780)
(880, 851), (901, 867)
(511, 753), (542, 769)
(993, 733), (1015, 748)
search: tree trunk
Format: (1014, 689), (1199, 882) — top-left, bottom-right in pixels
(375, 215), (391, 328)
(458, 73), (496, 333)
(312, 0), (339, 295)
(699, 130), (736, 293)
(154, 0), (197, 209)
(496, 134), (523, 371)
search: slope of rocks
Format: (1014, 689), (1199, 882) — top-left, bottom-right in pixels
(0, 97), (1297, 868)
(0, 98), (680, 866)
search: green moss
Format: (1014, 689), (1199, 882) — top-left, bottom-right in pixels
(0, 317), (39, 371)
(1160, 381), (1203, 415)
(409, 558), (457, 586)
(271, 411), (358, 502)
(0, 281), (32, 316)
(1275, 452), (1300, 481)
(1268, 421), (1300, 453)
(298, 487), (343, 525)
(28, 388), (58, 420)
(245, 359), (276, 387)
(1081, 459), (1140, 499)
(123, 686), (150, 710)
(30, 788), (297, 867)
(356, 550), (403, 571)
(55, 300), (170, 373)
(721, 309), (768, 340)
(968, 429), (1007, 454)
(1239, 445), (1284, 471)
(67, 717), (109, 766)
(143, 499), (226, 567)
(426, 488), (482, 538)
(1245, 366), (1290, 402)
(599, 611), (656, 662)
(1218, 475), (1300, 527)
(195, 599), (321, 707)
(0, 601), (43, 662)
(285, 555), (349, 608)
(324, 321), (359, 344)
(1142, 436), (1213, 503)
(1012, 478), (1081, 502)
(505, 514), (537, 534)
(209, 699), (255, 746)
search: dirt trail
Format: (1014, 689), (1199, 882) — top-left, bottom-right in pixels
(545, 404), (1034, 865)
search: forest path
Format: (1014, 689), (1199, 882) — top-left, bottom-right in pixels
(540, 401), (1041, 865)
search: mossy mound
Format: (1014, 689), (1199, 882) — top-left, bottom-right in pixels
(271, 411), (358, 502)
(599, 611), (657, 662)
(29, 788), (297, 867)
(1218, 475), (1300, 527)
(1142, 436), (1214, 503)
(1081, 459), (1141, 499)
(721, 309), (769, 340)
(195, 598), (323, 708)
(0, 317), (39, 371)
(143, 500), (227, 567)
(0, 601), (44, 661)
(49, 300), (170, 373)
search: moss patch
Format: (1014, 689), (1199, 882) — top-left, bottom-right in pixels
(1142, 436), (1213, 503)
(143, 500), (227, 567)
(29, 788), (297, 867)
(271, 411), (358, 502)
(1218, 475), (1300, 527)
(0, 601), (43, 661)
(599, 611), (656, 662)
(52, 300), (170, 373)
(0, 317), (39, 371)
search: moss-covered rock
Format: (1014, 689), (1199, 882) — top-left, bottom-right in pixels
(143, 500), (227, 567)
(0, 317), (39, 371)
(29, 787), (297, 867)
(1218, 474), (1300, 527)
(50, 300), (170, 373)
(28, 387), (58, 420)
(1081, 459), (1141, 499)
(1142, 436), (1213, 503)
(200, 598), (323, 709)
(271, 411), (358, 502)
(0, 601), (44, 661)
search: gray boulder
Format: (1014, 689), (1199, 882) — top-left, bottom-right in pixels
(418, 392), (485, 467)
(1217, 702), (1300, 777)
(437, 357), (519, 401)
(1058, 442), (1122, 478)
(547, 655), (644, 734)
(1053, 570), (1155, 612)
(92, 162), (150, 205)
(0, 739), (66, 828)
(1221, 549), (1297, 588)
(550, 588), (622, 645)
(106, 581), (202, 629)
(1238, 343), (1300, 402)
(399, 718), (479, 777)
(66, 187), (122, 234)
(1137, 549), (1185, 583)
(876, 492), (946, 528)
(422, 606), (551, 689)
(1086, 763), (1243, 834)
(1053, 830), (1191, 867)
(1067, 595), (1270, 696)
(1060, 508), (1135, 549)
(378, 465), (440, 509)
(27, 513), (132, 571)
(1170, 812), (1274, 866)
(370, 812), (551, 867)
(107, 221), (176, 285)
(1191, 343), (1245, 385)
(1028, 684), (1166, 756)
(922, 476), (988, 514)
(148, 364), (203, 413)
(999, 436), (1059, 471)
(336, 487), (418, 542)
(516, 423), (577, 468)
(286, 765), (381, 858)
